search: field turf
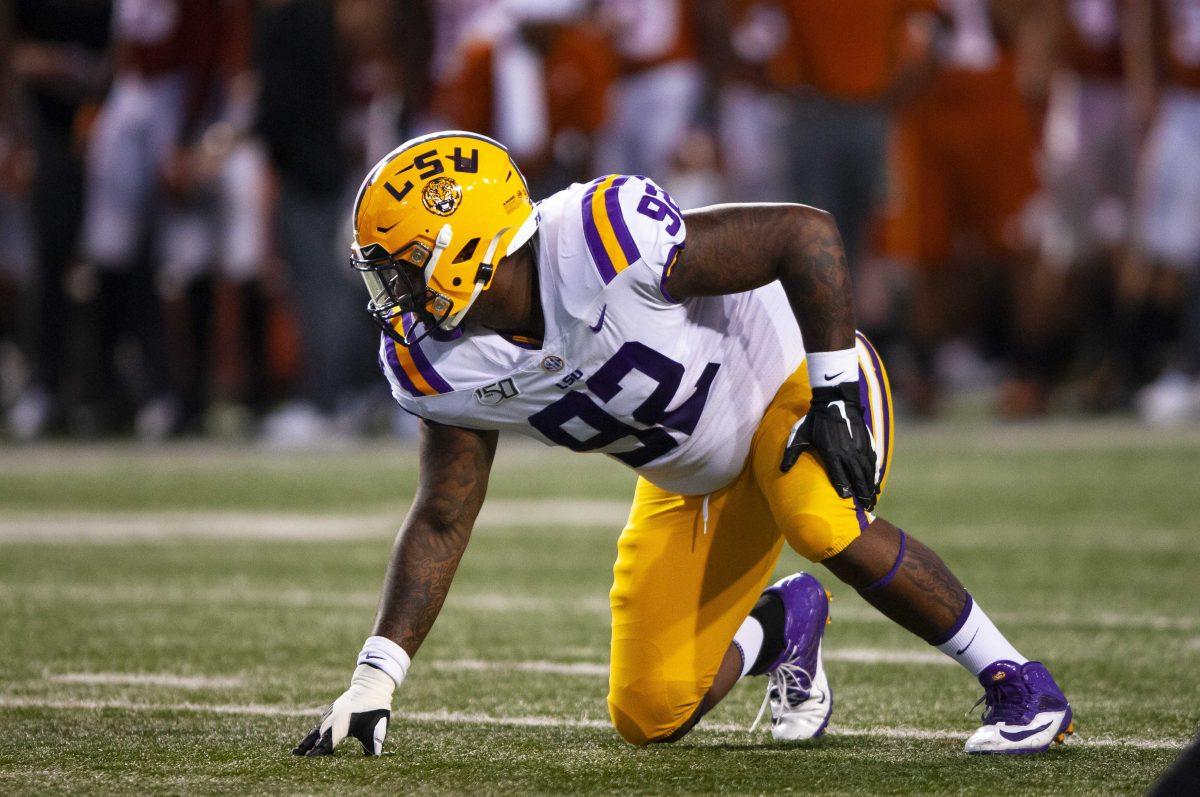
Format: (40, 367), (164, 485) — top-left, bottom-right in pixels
(1, 421), (1197, 795)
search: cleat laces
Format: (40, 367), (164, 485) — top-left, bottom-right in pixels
(970, 678), (1029, 726)
(750, 660), (824, 733)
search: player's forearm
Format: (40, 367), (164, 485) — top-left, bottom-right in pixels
(371, 515), (472, 654)
(370, 422), (496, 656)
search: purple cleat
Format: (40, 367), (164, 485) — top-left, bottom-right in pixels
(965, 660), (1075, 754)
(750, 572), (833, 741)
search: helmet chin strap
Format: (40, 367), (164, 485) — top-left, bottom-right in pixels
(442, 225), (510, 331)
(424, 224), (454, 286)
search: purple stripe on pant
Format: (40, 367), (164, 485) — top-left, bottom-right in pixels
(856, 331), (891, 482)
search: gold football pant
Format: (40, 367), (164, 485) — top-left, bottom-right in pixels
(607, 333), (894, 744)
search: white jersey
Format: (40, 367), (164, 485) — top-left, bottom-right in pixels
(380, 175), (805, 495)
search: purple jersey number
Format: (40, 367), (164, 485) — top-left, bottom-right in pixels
(528, 342), (719, 467)
(635, 181), (683, 236)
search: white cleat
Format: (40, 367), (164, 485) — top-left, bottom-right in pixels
(752, 642), (833, 741)
(748, 573), (834, 741)
(965, 709), (1073, 754)
(964, 661), (1075, 754)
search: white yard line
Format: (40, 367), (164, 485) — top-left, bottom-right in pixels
(0, 696), (1185, 750)
(6, 505), (1196, 549)
(3, 581), (1194, 633)
(428, 651), (949, 676)
(0, 500), (632, 542)
(47, 672), (244, 689)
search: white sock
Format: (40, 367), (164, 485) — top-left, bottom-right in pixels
(935, 596), (1028, 677)
(732, 616), (765, 679)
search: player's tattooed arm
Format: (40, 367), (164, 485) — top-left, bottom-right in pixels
(666, 204), (856, 352)
(371, 419), (498, 655)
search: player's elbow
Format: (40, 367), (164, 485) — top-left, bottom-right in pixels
(785, 204), (840, 245)
(410, 497), (473, 541)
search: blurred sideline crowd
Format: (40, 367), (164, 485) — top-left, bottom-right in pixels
(2, 0), (1200, 446)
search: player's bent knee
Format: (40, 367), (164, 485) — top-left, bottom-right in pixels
(780, 511), (863, 563)
(607, 683), (698, 746)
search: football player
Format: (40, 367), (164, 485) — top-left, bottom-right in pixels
(293, 132), (1073, 757)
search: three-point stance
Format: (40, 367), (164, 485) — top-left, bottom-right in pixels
(293, 132), (1073, 758)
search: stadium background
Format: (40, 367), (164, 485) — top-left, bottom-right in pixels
(1, 1), (1198, 795)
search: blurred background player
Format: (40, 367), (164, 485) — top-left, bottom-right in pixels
(883, 0), (1041, 416)
(594, 0), (704, 180)
(2, 0), (1199, 441)
(3, 0), (110, 440)
(1008, 0), (1137, 415)
(254, 0), (431, 445)
(1125, 0), (1200, 425)
(76, 0), (223, 439)
(776, 0), (937, 270)
(437, 1), (614, 198)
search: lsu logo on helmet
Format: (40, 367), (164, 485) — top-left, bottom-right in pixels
(422, 177), (462, 216)
(350, 131), (537, 347)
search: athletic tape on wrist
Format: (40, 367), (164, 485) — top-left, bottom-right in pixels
(859, 529), (907, 595)
(807, 348), (858, 388)
(357, 635), (412, 687)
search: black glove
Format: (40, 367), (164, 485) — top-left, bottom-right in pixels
(780, 381), (879, 511)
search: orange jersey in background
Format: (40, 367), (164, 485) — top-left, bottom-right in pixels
(439, 24), (615, 168)
(885, 2), (1038, 267)
(776, 0), (937, 100)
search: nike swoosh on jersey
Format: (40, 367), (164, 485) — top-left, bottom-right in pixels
(998, 721), (1053, 742)
(589, 305), (607, 333)
(955, 629), (980, 656)
(824, 370), (845, 381)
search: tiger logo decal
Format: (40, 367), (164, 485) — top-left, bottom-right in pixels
(422, 176), (462, 216)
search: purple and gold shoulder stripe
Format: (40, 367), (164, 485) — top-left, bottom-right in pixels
(582, 175), (641, 284)
(383, 336), (453, 398)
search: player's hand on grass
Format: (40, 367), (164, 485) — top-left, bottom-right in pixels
(781, 381), (879, 511)
(293, 663), (394, 756)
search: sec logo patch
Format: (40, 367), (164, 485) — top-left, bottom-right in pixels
(422, 176), (462, 216)
(541, 355), (565, 372)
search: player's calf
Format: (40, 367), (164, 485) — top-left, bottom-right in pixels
(823, 518), (1074, 753)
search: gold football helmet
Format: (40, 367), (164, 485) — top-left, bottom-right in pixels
(351, 131), (537, 345)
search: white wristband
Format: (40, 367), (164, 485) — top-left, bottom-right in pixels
(357, 635), (412, 688)
(807, 348), (858, 388)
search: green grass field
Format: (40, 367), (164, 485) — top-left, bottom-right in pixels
(1, 422), (1198, 795)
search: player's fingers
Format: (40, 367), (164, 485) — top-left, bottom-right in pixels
(348, 709), (390, 756)
(848, 455), (876, 509)
(823, 456), (853, 499)
(305, 728), (336, 756)
(780, 421), (811, 472)
(780, 440), (806, 473)
(292, 726), (321, 756)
